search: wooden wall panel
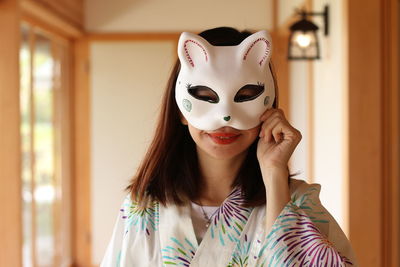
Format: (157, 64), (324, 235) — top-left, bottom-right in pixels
(348, 0), (382, 263)
(348, 0), (399, 265)
(0, 0), (22, 266)
(382, 0), (399, 265)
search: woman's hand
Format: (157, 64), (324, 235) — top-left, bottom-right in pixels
(257, 108), (301, 233)
(257, 108), (302, 176)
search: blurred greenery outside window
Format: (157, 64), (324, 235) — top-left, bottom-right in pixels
(20, 23), (71, 267)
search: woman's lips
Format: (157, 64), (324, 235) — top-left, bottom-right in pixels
(207, 132), (241, 145)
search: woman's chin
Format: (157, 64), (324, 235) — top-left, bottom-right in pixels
(197, 145), (248, 161)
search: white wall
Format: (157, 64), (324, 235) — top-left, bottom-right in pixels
(311, 0), (348, 233)
(278, 0), (307, 26)
(288, 62), (310, 181)
(90, 41), (175, 264)
(85, 0), (273, 32)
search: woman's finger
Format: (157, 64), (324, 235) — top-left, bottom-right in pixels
(272, 122), (302, 145)
(259, 108), (274, 121)
(260, 111), (286, 138)
(261, 116), (281, 142)
(260, 115), (280, 138)
(260, 108), (287, 123)
(260, 108), (281, 121)
(271, 124), (284, 144)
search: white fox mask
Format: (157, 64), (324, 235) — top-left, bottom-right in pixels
(175, 30), (275, 131)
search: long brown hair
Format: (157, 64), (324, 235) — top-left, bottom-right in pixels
(126, 27), (297, 207)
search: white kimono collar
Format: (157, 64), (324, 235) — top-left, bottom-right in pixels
(159, 186), (255, 266)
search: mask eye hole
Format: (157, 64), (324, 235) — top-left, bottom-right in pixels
(187, 84), (219, 103)
(234, 83), (265, 102)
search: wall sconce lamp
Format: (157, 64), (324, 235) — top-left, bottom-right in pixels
(288, 5), (329, 60)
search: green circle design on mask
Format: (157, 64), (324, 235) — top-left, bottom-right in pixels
(224, 116), (231, 121)
(182, 99), (192, 112)
(264, 96), (270, 106)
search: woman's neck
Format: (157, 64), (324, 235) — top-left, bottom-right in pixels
(195, 147), (247, 206)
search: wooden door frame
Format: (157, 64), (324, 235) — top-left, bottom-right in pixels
(72, 37), (91, 267)
(0, 0), (22, 266)
(348, 0), (399, 266)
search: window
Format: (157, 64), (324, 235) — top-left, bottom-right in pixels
(20, 22), (72, 267)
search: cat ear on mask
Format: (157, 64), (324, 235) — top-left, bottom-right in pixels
(239, 30), (272, 68)
(177, 32), (212, 69)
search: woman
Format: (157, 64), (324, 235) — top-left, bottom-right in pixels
(101, 27), (358, 266)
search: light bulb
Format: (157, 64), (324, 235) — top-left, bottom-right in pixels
(295, 33), (312, 48)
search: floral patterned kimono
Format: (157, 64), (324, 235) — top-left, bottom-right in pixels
(101, 178), (358, 266)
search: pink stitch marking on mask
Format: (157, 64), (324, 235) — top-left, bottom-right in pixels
(243, 38), (271, 66)
(184, 39), (208, 67)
